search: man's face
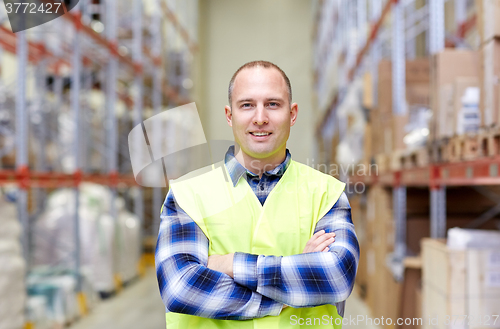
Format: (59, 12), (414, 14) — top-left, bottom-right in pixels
(225, 67), (298, 162)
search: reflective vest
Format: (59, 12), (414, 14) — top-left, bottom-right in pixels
(166, 160), (346, 328)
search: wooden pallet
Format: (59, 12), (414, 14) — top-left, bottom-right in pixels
(429, 138), (450, 163)
(479, 126), (500, 157)
(390, 150), (404, 171)
(400, 147), (430, 169)
(375, 153), (391, 174)
(449, 134), (479, 162)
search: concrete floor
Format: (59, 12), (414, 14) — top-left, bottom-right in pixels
(68, 270), (166, 329)
(343, 287), (381, 329)
(69, 271), (378, 329)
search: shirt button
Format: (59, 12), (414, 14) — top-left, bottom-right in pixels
(260, 185), (264, 191)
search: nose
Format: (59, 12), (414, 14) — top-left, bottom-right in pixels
(253, 105), (269, 125)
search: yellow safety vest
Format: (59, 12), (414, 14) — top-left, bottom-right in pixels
(166, 160), (346, 328)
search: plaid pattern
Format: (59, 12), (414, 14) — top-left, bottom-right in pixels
(224, 145), (291, 205)
(156, 146), (359, 320)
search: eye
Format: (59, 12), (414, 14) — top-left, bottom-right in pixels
(268, 102), (280, 108)
(241, 103), (252, 109)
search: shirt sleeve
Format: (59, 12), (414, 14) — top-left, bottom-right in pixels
(232, 191), (359, 308)
(155, 190), (284, 320)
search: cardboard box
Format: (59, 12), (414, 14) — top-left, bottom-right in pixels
(406, 84), (431, 108)
(371, 111), (393, 155)
(363, 123), (373, 164)
(365, 186), (402, 327)
(377, 59), (430, 114)
(476, 0), (500, 44)
(399, 265), (423, 329)
(422, 238), (500, 329)
(453, 77), (480, 135)
(350, 195), (368, 295)
(363, 72), (374, 109)
(378, 60), (393, 113)
(393, 113), (409, 151)
(480, 38), (500, 127)
(431, 50), (480, 139)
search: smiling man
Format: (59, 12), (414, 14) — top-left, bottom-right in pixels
(156, 61), (359, 329)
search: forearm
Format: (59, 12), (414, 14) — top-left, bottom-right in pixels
(233, 193), (360, 307)
(156, 191), (283, 319)
(157, 252), (283, 319)
(233, 224), (359, 307)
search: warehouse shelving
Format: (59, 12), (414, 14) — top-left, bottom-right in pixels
(0, 0), (199, 325)
(312, 0), (498, 325)
(313, 0), (484, 247)
(349, 156), (500, 187)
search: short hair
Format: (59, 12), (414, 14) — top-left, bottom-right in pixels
(228, 60), (292, 107)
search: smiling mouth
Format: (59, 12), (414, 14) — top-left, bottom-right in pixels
(250, 132), (272, 136)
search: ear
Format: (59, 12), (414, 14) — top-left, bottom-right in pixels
(290, 103), (298, 127)
(225, 105), (233, 127)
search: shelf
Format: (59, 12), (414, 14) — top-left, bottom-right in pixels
(0, 169), (137, 188)
(349, 156), (500, 187)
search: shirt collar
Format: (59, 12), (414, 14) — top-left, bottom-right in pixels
(224, 145), (291, 187)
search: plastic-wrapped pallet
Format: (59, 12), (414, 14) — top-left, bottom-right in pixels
(27, 272), (77, 327)
(0, 191), (26, 329)
(27, 296), (51, 329)
(27, 269), (99, 327)
(115, 198), (141, 283)
(87, 213), (115, 293)
(32, 183), (116, 294)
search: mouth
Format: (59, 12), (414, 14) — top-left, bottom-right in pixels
(250, 132), (272, 137)
(249, 131), (272, 140)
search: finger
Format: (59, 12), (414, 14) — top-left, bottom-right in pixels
(303, 233), (334, 253)
(302, 237), (335, 253)
(322, 247), (329, 252)
(310, 233), (335, 248)
(311, 237), (335, 252)
(313, 231), (335, 239)
(312, 230), (326, 237)
(303, 232), (335, 253)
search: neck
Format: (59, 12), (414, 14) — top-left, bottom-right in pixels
(234, 145), (286, 178)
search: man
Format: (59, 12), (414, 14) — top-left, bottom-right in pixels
(156, 61), (359, 328)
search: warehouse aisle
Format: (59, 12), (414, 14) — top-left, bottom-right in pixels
(343, 289), (381, 329)
(69, 270), (165, 329)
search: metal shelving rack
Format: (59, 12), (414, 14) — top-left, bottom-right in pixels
(313, 0), (483, 278)
(0, 0), (199, 320)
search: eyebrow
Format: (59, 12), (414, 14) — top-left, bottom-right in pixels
(236, 97), (285, 104)
(236, 98), (255, 104)
(266, 98), (285, 102)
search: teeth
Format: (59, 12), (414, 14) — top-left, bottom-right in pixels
(252, 132), (270, 136)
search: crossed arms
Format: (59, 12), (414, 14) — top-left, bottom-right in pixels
(155, 191), (359, 320)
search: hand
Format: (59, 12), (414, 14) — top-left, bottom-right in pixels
(302, 230), (335, 253)
(207, 253), (234, 278)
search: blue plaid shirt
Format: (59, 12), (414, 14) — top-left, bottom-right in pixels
(156, 146), (359, 320)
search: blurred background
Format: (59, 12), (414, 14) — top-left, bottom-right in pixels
(0, 0), (499, 328)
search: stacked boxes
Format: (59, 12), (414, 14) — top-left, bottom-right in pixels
(480, 39), (500, 127)
(476, 0), (500, 44)
(368, 59), (430, 166)
(364, 186), (402, 326)
(477, 0), (500, 127)
(430, 50), (480, 139)
(422, 238), (500, 329)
